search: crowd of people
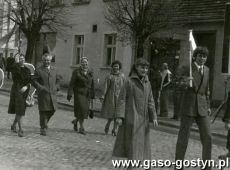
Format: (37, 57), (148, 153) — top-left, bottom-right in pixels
(3, 46), (230, 170)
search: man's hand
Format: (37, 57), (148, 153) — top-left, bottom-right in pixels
(100, 96), (104, 103)
(67, 95), (72, 102)
(207, 108), (211, 116)
(116, 118), (124, 126)
(20, 86), (28, 93)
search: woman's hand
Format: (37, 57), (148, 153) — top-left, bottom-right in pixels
(225, 123), (230, 130)
(20, 86), (28, 93)
(152, 119), (158, 127)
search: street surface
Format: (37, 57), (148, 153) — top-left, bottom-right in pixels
(0, 93), (227, 170)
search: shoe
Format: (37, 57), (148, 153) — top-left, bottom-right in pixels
(11, 125), (17, 133)
(40, 129), (46, 136)
(72, 120), (78, 131)
(79, 128), (86, 135)
(218, 152), (230, 159)
(18, 130), (24, 137)
(112, 130), (117, 136)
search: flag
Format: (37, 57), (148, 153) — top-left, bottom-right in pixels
(189, 30), (197, 52)
(188, 30), (197, 87)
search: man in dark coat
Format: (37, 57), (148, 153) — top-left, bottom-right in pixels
(32, 53), (60, 136)
(175, 47), (212, 170)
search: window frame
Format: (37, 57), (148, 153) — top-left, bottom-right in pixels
(103, 33), (117, 67)
(72, 34), (85, 66)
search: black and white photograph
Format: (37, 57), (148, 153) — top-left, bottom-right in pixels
(0, 0), (229, 170)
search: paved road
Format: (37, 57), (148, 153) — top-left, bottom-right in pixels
(0, 94), (227, 170)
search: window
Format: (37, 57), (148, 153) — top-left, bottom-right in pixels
(72, 0), (90, 5)
(104, 34), (116, 66)
(73, 35), (84, 65)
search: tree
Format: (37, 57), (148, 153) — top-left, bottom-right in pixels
(3, 0), (70, 62)
(105, 0), (181, 59)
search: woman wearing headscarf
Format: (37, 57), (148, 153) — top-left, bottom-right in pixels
(112, 58), (158, 166)
(101, 60), (125, 136)
(8, 54), (31, 137)
(67, 57), (95, 135)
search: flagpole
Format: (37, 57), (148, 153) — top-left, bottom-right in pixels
(189, 30), (193, 87)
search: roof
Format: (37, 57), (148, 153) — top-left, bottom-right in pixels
(172, 0), (229, 24)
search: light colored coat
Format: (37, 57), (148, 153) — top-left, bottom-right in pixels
(112, 72), (157, 161)
(32, 66), (60, 111)
(101, 73), (125, 119)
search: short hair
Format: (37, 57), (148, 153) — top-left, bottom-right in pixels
(135, 58), (149, 67)
(162, 63), (168, 69)
(193, 46), (209, 59)
(42, 53), (52, 61)
(111, 60), (122, 69)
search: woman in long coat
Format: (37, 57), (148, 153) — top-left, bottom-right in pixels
(8, 54), (31, 137)
(67, 57), (95, 135)
(112, 58), (158, 166)
(101, 60), (125, 136)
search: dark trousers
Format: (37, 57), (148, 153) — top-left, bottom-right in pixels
(160, 88), (169, 117)
(39, 111), (55, 129)
(175, 115), (212, 170)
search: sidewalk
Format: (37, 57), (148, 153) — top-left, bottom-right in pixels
(0, 79), (227, 139)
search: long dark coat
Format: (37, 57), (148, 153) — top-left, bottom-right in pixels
(112, 72), (157, 162)
(8, 63), (31, 115)
(67, 68), (95, 119)
(32, 66), (60, 111)
(177, 63), (210, 117)
(101, 73), (125, 119)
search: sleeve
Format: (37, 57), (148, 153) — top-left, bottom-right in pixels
(148, 85), (157, 122)
(56, 70), (61, 91)
(67, 69), (77, 97)
(31, 69), (47, 93)
(102, 75), (110, 97)
(205, 69), (211, 109)
(90, 74), (95, 99)
(116, 78), (129, 119)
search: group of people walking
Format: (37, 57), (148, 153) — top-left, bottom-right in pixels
(8, 53), (60, 137)
(6, 46), (230, 170)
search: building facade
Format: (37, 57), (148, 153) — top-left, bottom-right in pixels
(33, 0), (230, 102)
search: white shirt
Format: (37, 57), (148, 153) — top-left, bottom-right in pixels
(194, 62), (204, 75)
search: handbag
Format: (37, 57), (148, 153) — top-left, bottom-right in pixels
(26, 94), (35, 107)
(25, 89), (36, 107)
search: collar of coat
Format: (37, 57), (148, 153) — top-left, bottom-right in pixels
(129, 72), (149, 83)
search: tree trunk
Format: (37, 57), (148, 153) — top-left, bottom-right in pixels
(134, 36), (145, 60)
(25, 36), (36, 63)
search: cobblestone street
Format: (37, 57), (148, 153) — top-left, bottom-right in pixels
(0, 94), (227, 170)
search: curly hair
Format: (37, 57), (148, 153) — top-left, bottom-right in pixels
(192, 46), (209, 60)
(111, 60), (122, 69)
